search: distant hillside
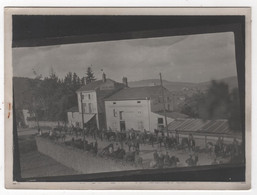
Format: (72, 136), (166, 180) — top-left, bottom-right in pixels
(128, 76), (238, 92)
(198, 76), (239, 91)
(128, 79), (196, 91)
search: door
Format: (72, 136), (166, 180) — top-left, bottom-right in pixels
(120, 121), (126, 132)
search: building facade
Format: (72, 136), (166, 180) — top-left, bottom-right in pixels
(67, 73), (125, 129)
(105, 86), (187, 133)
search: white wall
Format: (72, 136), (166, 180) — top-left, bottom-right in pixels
(22, 109), (32, 126)
(77, 91), (98, 114)
(105, 99), (150, 131)
(27, 120), (66, 129)
(67, 111), (97, 128)
(149, 109), (174, 132)
(105, 99), (174, 133)
(77, 91), (99, 128)
(67, 111), (81, 127)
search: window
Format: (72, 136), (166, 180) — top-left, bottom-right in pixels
(113, 109), (117, 117)
(113, 102), (116, 104)
(88, 94), (91, 100)
(119, 111), (123, 120)
(168, 104), (170, 111)
(158, 118), (164, 124)
(137, 101), (141, 103)
(158, 97), (161, 103)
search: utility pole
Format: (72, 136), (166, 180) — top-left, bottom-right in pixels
(159, 73), (169, 137)
(80, 92), (86, 150)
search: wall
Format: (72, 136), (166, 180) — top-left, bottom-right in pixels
(36, 137), (136, 174)
(67, 111), (81, 127)
(105, 99), (174, 133)
(27, 120), (66, 129)
(168, 132), (242, 148)
(105, 99), (150, 131)
(149, 109), (174, 132)
(22, 109), (32, 126)
(67, 111), (97, 128)
(77, 91), (98, 114)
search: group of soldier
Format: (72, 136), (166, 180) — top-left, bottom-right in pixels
(41, 124), (243, 168)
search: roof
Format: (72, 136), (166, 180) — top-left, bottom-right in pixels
(105, 85), (166, 101)
(168, 118), (241, 136)
(154, 111), (189, 119)
(76, 79), (121, 92)
(67, 106), (79, 112)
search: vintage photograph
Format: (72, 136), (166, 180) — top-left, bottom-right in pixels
(5, 8), (251, 189)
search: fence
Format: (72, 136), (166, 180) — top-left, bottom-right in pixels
(27, 121), (66, 129)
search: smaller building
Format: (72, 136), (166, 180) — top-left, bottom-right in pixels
(67, 106), (80, 127)
(167, 118), (242, 147)
(67, 73), (125, 129)
(105, 85), (188, 133)
(20, 109), (37, 128)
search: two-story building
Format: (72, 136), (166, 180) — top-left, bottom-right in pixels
(67, 73), (126, 129)
(104, 85), (188, 133)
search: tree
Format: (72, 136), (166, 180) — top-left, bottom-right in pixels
(180, 91), (205, 118)
(180, 80), (242, 132)
(228, 88), (242, 132)
(85, 67), (96, 84)
(199, 80), (230, 120)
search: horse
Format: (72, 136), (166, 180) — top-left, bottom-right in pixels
(112, 148), (126, 159)
(188, 138), (196, 152)
(181, 137), (189, 151)
(124, 151), (136, 162)
(60, 134), (66, 142)
(170, 156), (180, 167)
(99, 143), (114, 157)
(117, 132), (127, 143)
(104, 131), (117, 141)
(135, 154), (143, 167)
(206, 142), (214, 156)
(148, 134), (157, 147)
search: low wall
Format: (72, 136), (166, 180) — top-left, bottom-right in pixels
(27, 121), (66, 129)
(35, 137), (136, 174)
(175, 134), (238, 148)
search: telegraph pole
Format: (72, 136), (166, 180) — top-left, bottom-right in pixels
(159, 73), (169, 137)
(80, 92), (86, 150)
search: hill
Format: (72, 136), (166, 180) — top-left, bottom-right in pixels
(128, 76), (238, 92)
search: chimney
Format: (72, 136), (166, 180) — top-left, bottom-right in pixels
(122, 77), (128, 87)
(102, 72), (106, 82)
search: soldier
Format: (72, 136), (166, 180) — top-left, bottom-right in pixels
(175, 130), (180, 145)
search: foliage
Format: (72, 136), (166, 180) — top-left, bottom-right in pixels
(180, 90), (205, 118)
(180, 80), (242, 132)
(25, 71), (92, 122)
(85, 67), (96, 84)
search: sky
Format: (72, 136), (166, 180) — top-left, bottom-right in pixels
(12, 32), (237, 83)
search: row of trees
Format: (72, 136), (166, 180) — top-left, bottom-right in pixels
(179, 81), (242, 132)
(28, 67), (96, 122)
